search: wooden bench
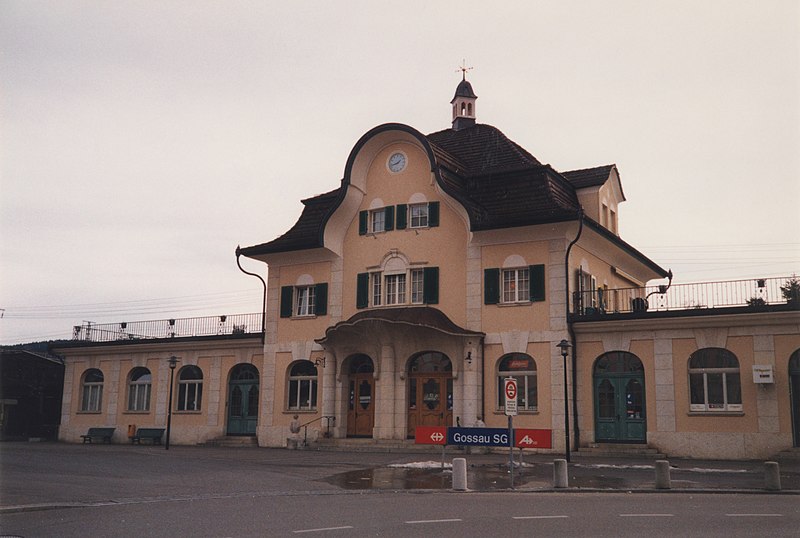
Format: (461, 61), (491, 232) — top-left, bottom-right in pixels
(131, 428), (165, 445)
(81, 427), (115, 444)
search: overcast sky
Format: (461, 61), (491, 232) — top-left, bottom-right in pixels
(1, 1), (798, 345)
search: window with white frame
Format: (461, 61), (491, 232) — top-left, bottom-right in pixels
(127, 367), (151, 412)
(358, 267), (438, 309)
(410, 269), (424, 304)
(81, 368), (103, 412)
(688, 348), (742, 412)
(410, 203), (429, 228)
(370, 209), (385, 233)
(287, 361), (318, 410)
(502, 268), (530, 303)
(371, 272), (382, 306)
(177, 365), (203, 411)
(295, 286), (315, 317)
(497, 354), (537, 411)
(385, 273), (406, 305)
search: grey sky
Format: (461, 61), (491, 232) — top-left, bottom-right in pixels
(2, 1), (798, 345)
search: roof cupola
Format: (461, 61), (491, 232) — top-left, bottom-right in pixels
(451, 64), (477, 131)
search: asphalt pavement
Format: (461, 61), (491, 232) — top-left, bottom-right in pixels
(1, 441), (798, 516)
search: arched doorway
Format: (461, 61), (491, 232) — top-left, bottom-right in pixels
(347, 355), (375, 438)
(593, 352), (646, 443)
(407, 352), (453, 438)
(790, 350), (800, 447)
(227, 363), (259, 435)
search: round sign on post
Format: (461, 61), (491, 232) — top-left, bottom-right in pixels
(504, 377), (518, 416)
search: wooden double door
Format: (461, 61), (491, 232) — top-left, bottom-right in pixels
(347, 373), (375, 437)
(407, 373), (453, 438)
(227, 364), (259, 436)
(593, 352), (646, 443)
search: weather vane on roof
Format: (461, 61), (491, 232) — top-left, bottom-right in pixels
(456, 59), (473, 81)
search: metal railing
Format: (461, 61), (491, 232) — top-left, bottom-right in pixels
(72, 313), (264, 342)
(573, 275), (798, 317)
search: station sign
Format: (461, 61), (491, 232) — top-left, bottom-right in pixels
(513, 428), (552, 449)
(414, 426), (447, 445)
(447, 427), (510, 447)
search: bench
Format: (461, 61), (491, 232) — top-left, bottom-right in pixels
(131, 428), (165, 445)
(81, 427), (115, 444)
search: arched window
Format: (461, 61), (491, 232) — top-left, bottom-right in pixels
(689, 348), (742, 412)
(287, 361), (318, 410)
(497, 354), (537, 411)
(81, 368), (104, 412)
(127, 367), (152, 412)
(177, 365), (203, 411)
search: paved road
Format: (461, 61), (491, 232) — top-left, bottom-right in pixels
(1, 442), (798, 537)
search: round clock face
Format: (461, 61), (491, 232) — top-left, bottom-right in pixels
(388, 152), (407, 173)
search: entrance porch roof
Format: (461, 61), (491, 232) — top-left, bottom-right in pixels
(316, 307), (483, 345)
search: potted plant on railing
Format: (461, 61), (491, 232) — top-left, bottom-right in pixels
(781, 275), (800, 307)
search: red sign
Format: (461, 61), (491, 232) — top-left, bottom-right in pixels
(514, 428), (552, 449)
(415, 426), (447, 445)
(504, 378), (517, 400)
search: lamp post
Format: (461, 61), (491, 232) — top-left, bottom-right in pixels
(556, 339), (572, 462)
(165, 356), (179, 450)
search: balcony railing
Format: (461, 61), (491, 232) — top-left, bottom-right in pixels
(572, 275), (799, 317)
(72, 313), (264, 343)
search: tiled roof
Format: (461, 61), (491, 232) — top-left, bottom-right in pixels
(562, 165), (615, 189)
(238, 189), (339, 255)
(427, 124), (542, 175)
(318, 307), (484, 344)
(242, 124), (588, 254)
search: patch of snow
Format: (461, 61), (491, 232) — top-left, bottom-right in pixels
(388, 461), (452, 469)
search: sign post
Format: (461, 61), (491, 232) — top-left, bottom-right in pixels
(504, 377), (518, 488)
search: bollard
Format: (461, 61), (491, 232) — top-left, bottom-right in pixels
(655, 460), (671, 489)
(553, 459), (568, 488)
(452, 458), (468, 491)
(764, 461), (781, 491)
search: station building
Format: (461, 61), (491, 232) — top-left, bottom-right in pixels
(53, 78), (800, 459)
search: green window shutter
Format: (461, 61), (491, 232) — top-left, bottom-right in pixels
(529, 264), (545, 302)
(356, 273), (369, 309)
(280, 286), (294, 318)
(428, 201), (440, 227)
(358, 211), (368, 235)
(484, 268), (500, 305)
(384, 206), (394, 231)
(396, 204), (407, 230)
(423, 267), (439, 304)
(315, 283), (328, 316)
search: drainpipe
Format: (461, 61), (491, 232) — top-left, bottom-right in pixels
(235, 246), (266, 344)
(564, 210), (584, 452)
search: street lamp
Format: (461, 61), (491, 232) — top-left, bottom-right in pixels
(165, 356), (179, 450)
(556, 339), (572, 462)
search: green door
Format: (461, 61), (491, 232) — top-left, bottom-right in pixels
(227, 364), (259, 435)
(593, 352), (646, 443)
(790, 351), (800, 447)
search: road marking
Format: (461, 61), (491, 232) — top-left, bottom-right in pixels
(405, 518), (462, 524)
(293, 526), (354, 533)
(619, 514), (674, 517)
(726, 514), (783, 517)
(511, 516), (569, 519)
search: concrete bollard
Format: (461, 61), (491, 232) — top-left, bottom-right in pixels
(764, 461), (781, 491)
(452, 457), (468, 491)
(655, 460), (671, 489)
(553, 459), (568, 488)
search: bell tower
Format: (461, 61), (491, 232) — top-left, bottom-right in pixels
(451, 64), (477, 131)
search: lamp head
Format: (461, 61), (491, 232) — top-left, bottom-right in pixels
(556, 339), (571, 356)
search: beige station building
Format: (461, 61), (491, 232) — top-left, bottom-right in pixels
(54, 78), (800, 460)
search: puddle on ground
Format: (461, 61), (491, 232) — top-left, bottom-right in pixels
(322, 465), (541, 490)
